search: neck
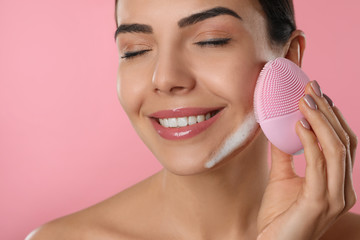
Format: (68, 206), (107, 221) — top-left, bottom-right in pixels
(156, 129), (269, 240)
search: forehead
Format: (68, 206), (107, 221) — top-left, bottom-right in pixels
(116, 0), (263, 26)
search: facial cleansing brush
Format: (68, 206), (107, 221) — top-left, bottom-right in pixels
(254, 57), (310, 155)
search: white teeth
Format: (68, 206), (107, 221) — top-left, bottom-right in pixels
(158, 112), (216, 128)
(197, 115), (205, 123)
(188, 116), (197, 125)
(163, 118), (169, 128)
(206, 113), (211, 120)
(168, 118), (177, 127)
(177, 117), (188, 127)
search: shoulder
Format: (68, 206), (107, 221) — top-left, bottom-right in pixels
(25, 172), (163, 240)
(320, 212), (360, 240)
(24, 218), (85, 240)
(24, 213), (118, 240)
(24, 200), (140, 240)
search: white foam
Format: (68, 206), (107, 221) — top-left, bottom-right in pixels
(204, 111), (258, 168)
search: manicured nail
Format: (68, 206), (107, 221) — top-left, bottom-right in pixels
(304, 94), (318, 110)
(300, 118), (311, 130)
(311, 80), (323, 97)
(323, 94), (335, 107)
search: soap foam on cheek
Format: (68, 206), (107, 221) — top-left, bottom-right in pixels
(204, 111), (258, 169)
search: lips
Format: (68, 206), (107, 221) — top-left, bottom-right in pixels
(149, 107), (224, 140)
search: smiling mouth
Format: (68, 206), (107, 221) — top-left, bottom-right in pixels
(153, 109), (221, 128)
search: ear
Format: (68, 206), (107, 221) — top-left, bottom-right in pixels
(284, 30), (306, 67)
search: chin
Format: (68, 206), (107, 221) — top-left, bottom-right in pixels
(154, 126), (262, 177)
(153, 150), (217, 176)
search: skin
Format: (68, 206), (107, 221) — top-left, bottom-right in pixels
(27, 0), (360, 239)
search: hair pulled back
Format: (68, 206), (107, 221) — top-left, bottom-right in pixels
(114, 0), (296, 46)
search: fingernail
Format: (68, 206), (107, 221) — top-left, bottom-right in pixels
(304, 94), (318, 110)
(311, 80), (323, 97)
(324, 94), (335, 107)
(300, 118), (311, 130)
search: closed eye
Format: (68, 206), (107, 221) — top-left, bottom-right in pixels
(120, 38), (232, 60)
(121, 49), (152, 60)
(195, 38), (232, 47)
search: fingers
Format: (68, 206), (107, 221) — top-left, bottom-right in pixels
(299, 80), (357, 216)
(295, 120), (327, 200)
(299, 92), (346, 202)
(329, 105), (358, 214)
(330, 105), (358, 214)
(341, 147), (357, 214)
(331, 104), (358, 167)
(270, 143), (297, 181)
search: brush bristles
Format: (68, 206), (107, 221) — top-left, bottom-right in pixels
(254, 58), (310, 123)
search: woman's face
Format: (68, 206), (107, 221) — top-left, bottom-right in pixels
(115, 0), (280, 175)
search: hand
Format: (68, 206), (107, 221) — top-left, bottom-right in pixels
(256, 80), (357, 240)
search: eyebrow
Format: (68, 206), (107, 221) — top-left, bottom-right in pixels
(114, 6), (242, 40)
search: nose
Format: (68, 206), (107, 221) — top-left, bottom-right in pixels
(152, 50), (195, 95)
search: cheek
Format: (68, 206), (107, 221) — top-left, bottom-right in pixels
(225, 57), (260, 105)
(116, 64), (150, 118)
(192, 52), (262, 108)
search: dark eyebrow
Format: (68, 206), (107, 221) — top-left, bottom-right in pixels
(178, 6), (242, 28)
(114, 23), (153, 39)
(114, 6), (242, 40)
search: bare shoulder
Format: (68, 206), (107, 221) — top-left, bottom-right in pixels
(320, 212), (360, 240)
(24, 208), (124, 240)
(24, 215), (90, 240)
(25, 171), (163, 240)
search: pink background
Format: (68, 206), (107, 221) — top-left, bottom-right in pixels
(1, 1), (359, 239)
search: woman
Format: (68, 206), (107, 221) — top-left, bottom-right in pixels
(27, 0), (360, 239)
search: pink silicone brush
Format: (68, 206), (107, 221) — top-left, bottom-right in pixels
(254, 57), (310, 155)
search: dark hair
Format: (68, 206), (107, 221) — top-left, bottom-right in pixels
(258, 0), (296, 45)
(114, 0), (296, 46)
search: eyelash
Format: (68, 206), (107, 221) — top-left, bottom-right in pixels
(121, 49), (151, 60)
(196, 38), (231, 47)
(120, 38), (232, 60)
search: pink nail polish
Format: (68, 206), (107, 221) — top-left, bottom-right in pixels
(304, 94), (318, 110)
(311, 80), (323, 97)
(300, 118), (311, 130)
(324, 94), (335, 107)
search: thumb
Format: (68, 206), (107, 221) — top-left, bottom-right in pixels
(270, 143), (298, 181)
